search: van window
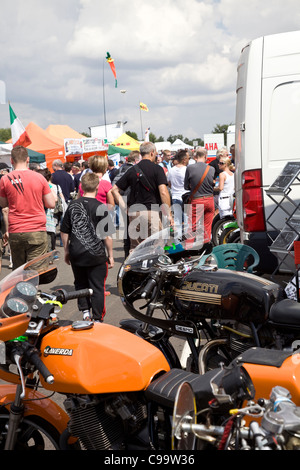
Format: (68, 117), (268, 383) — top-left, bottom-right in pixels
(268, 81), (300, 162)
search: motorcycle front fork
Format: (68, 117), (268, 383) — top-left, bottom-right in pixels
(4, 354), (26, 450)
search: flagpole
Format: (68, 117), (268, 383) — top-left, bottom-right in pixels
(102, 58), (107, 140)
(139, 102), (143, 141)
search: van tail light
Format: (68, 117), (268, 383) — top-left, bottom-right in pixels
(242, 169), (266, 232)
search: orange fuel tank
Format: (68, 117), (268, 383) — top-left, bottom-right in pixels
(40, 322), (170, 394)
(244, 353), (300, 405)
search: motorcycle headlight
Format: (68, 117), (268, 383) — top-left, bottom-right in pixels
(221, 365), (255, 403)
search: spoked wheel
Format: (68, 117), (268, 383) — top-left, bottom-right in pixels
(0, 414), (60, 450)
(227, 229), (241, 243)
(212, 216), (235, 245)
(219, 226), (236, 244)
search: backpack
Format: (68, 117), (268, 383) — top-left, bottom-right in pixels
(113, 164), (133, 198)
(54, 185), (64, 216)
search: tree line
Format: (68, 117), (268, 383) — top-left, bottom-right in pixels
(127, 123), (232, 147)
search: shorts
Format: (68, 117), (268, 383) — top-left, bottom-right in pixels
(9, 231), (48, 270)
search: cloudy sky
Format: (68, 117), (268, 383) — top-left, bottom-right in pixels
(0, 0), (299, 142)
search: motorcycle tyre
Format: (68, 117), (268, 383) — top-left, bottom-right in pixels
(212, 216), (235, 246)
(0, 413), (60, 450)
(219, 227), (237, 244)
(227, 229), (241, 244)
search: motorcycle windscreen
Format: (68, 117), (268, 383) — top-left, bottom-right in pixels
(125, 224), (204, 265)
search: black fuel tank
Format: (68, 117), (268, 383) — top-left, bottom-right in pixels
(173, 268), (284, 323)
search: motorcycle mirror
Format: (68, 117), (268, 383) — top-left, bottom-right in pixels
(172, 381), (196, 450)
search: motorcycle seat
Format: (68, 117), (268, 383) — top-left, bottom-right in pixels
(145, 368), (218, 410)
(269, 298), (300, 328)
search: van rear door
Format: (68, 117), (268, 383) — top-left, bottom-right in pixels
(235, 31), (300, 273)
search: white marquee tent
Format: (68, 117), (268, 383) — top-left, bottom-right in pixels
(171, 139), (193, 151)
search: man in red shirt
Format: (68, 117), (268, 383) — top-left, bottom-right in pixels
(0, 146), (55, 269)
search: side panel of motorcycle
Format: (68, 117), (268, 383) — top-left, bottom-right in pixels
(0, 384), (69, 434)
(243, 354), (300, 405)
(174, 268), (283, 323)
(40, 322), (170, 394)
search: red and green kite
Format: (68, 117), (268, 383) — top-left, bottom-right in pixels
(106, 52), (117, 88)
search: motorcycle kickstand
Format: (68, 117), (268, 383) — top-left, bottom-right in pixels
(4, 355), (26, 450)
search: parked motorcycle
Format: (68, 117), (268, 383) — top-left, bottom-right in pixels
(118, 227), (300, 374)
(0, 250), (225, 451)
(218, 220), (240, 244)
(211, 214), (235, 246)
(0, 252), (85, 449)
(172, 359), (300, 450)
(216, 200), (240, 245)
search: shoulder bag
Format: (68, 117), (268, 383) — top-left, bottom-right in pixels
(182, 165), (210, 204)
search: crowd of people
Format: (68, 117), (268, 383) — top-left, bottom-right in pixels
(112, 142), (235, 251)
(0, 142), (235, 322)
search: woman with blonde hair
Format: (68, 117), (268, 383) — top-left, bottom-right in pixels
(217, 156), (235, 219)
(78, 155), (115, 209)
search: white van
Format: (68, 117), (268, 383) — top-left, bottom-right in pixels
(235, 30), (300, 273)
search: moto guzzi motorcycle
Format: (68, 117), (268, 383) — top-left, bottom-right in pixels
(172, 358), (300, 450)
(117, 227), (300, 374)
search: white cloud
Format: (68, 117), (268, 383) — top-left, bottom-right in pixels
(0, 0), (299, 140)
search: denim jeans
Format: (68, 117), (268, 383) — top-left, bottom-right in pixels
(172, 199), (186, 241)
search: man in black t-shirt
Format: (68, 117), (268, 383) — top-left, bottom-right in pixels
(112, 142), (173, 250)
(61, 172), (115, 322)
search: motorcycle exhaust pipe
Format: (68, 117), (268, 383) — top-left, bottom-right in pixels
(198, 339), (228, 375)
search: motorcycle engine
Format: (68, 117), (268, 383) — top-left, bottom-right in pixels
(64, 393), (148, 450)
(219, 321), (275, 358)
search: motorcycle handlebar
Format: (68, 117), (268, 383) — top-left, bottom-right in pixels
(26, 349), (54, 384)
(16, 344), (54, 384)
(54, 288), (93, 304)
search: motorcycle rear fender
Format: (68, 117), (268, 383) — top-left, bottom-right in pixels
(0, 384), (69, 435)
(223, 221), (238, 229)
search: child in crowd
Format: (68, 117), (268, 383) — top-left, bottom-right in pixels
(60, 172), (115, 321)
